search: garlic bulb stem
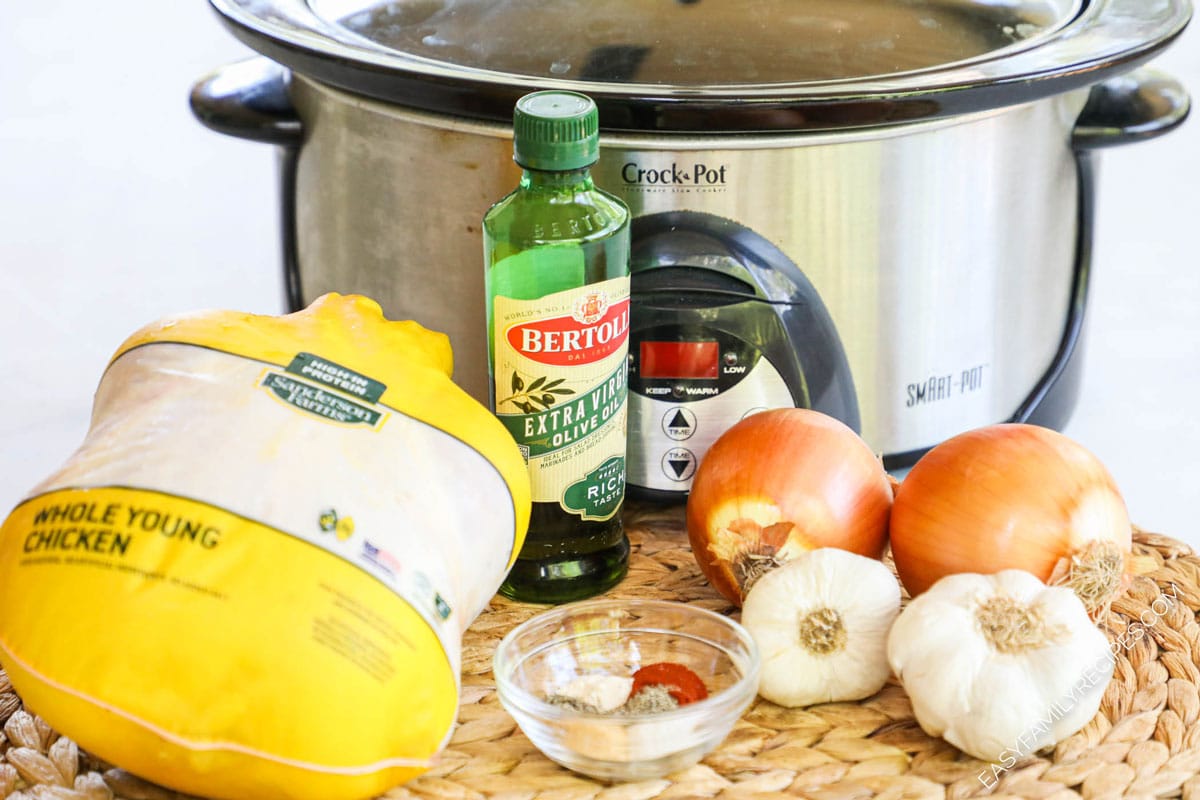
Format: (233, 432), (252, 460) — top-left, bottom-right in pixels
(797, 607), (847, 655)
(974, 596), (1064, 654)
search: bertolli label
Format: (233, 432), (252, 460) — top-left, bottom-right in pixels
(505, 295), (630, 366)
(493, 277), (630, 519)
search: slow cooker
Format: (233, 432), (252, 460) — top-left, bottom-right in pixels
(192, 0), (1192, 490)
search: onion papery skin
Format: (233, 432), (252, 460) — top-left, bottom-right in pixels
(890, 423), (1132, 609)
(685, 409), (893, 606)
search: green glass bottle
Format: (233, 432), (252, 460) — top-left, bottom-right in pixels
(483, 91), (631, 604)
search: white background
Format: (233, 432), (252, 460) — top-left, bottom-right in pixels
(1, 3), (1197, 547)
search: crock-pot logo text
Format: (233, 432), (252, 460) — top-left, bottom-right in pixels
(507, 298), (631, 367)
(621, 162), (728, 192)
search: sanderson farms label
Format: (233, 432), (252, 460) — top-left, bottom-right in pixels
(493, 277), (630, 521)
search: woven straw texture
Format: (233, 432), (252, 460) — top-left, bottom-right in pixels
(2, 503), (1200, 800)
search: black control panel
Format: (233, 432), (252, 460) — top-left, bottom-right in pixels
(624, 210), (862, 498)
(629, 325), (763, 403)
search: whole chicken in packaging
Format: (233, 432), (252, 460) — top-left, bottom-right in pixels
(0, 294), (531, 800)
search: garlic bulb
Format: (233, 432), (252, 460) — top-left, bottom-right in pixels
(740, 548), (900, 707)
(887, 570), (1114, 763)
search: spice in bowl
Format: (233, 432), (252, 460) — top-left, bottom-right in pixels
(544, 662), (714, 764)
(545, 674), (634, 714)
(545, 662), (708, 715)
(630, 662), (709, 706)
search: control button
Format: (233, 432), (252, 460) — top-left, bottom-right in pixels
(671, 383), (686, 399)
(723, 351), (739, 366)
(741, 406), (769, 420)
(661, 448), (697, 482)
(662, 407), (697, 441)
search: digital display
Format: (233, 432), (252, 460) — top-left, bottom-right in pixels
(640, 341), (720, 379)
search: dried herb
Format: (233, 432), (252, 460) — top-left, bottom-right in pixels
(620, 685), (680, 714)
(545, 694), (603, 714)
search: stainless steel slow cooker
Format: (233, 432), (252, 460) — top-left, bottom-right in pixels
(192, 0), (1192, 481)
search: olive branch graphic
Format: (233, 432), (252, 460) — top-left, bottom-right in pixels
(499, 371), (575, 414)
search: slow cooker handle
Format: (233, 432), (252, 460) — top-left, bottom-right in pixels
(1073, 68), (1190, 150)
(190, 58), (305, 311)
(189, 58), (301, 146)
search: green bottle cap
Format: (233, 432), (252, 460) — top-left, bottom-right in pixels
(512, 91), (599, 171)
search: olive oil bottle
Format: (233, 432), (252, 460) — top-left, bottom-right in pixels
(483, 91), (631, 603)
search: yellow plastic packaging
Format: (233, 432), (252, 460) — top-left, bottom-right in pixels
(0, 294), (530, 800)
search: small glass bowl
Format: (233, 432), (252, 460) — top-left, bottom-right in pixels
(493, 598), (760, 781)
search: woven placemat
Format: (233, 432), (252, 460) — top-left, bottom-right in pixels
(2, 503), (1199, 800)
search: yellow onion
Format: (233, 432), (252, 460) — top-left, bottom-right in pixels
(686, 408), (893, 606)
(890, 423), (1132, 615)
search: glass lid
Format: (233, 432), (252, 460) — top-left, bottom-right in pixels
(209, 0), (1191, 131)
(321, 0), (1071, 85)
